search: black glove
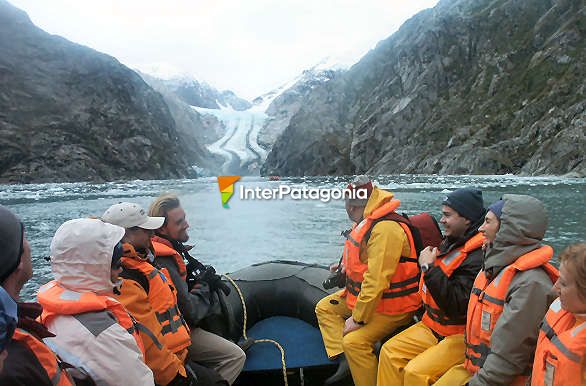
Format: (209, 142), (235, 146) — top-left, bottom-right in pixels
(216, 280), (231, 296)
(199, 265), (218, 283)
(200, 266), (231, 296)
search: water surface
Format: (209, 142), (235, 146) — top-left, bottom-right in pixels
(1, 175), (584, 301)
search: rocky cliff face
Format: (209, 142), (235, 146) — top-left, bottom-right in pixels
(255, 66), (344, 151)
(262, 0), (586, 177)
(143, 86), (224, 175)
(0, 0), (219, 183)
(138, 72), (227, 146)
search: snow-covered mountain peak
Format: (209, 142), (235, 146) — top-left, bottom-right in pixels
(137, 67), (251, 112)
(309, 55), (352, 73)
(133, 62), (196, 82)
(251, 57), (347, 113)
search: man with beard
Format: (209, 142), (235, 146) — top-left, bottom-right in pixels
(102, 202), (223, 385)
(149, 194), (245, 386)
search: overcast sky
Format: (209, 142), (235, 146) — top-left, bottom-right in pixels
(10, 0), (439, 99)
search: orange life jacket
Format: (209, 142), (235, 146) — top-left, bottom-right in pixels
(531, 298), (586, 386)
(38, 281), (146, 357)
(12, 329), (75, 386)
(121, 244), (191, 353)
(464, 245), (559, 385)
(342, 199), (422, 316)
(152, 237), (187, 281)
(420, 233), (484, 337)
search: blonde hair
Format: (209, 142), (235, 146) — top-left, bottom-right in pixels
(149, 193), (181, 222)
(559, 243), (586, 300)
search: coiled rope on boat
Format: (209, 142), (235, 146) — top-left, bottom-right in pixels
(222, 274), (289, 386)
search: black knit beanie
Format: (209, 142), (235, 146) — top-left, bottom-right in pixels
(442, 188), (484, 223)
(0, 205), (24, 283)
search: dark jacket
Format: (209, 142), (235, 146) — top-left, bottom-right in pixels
(153, 236), (213, 328)
(0, 302), (61, 386)
(423, 219), (484, 321)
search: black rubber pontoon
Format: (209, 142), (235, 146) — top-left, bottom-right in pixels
(201, 260), (348, 386)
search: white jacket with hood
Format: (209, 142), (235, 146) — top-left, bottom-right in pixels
(39, 218), (154, 386)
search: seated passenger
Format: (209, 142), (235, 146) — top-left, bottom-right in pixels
(435, 195), (559, 386)
(149, 194), (245, 385)
(0, 205), (79, 385)
(37, 218), (155, 386)
(102, 202), (199, 386)
(531, 243), (586, 386)
(315, 176), (421, 386)
(377, 188), (485, 386)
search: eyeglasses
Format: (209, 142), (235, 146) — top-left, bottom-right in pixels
(111, 241), (124, 270)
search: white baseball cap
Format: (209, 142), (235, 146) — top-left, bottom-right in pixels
(102, 202), (165, 230)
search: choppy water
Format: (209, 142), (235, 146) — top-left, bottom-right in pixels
(1, 175), (584, 301)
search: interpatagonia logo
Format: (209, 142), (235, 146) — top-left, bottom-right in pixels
(217, 176), (241, 208)
(217, 176), (368, 207)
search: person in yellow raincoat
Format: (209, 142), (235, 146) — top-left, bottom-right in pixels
(315, 175), (421, 386)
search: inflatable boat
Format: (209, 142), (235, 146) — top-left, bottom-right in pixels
(200, 260), (350, 386)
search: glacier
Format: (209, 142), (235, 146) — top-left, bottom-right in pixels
(192, 105), (269, 175)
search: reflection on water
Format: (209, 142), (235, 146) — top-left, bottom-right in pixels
(1, 175), (584, 301)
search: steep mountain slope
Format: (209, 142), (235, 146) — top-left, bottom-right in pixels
(255, 64), (345, 151)
(138, 72), (227, 146)
(262, 0), (585, 177)
(0, 0), (217, 183)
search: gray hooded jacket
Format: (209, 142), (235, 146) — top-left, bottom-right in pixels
(469, 194), (557, 386)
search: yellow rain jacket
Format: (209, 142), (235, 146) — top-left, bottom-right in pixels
(350, 187), (413, 323)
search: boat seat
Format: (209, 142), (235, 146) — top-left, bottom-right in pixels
(241, 315), (335, 372)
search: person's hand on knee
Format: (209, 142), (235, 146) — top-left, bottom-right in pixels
(343, 317), (363, 336)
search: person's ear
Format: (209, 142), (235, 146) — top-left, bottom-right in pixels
(15, 258), (25, 273)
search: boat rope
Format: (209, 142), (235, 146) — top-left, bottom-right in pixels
(222, 274), (289, 386)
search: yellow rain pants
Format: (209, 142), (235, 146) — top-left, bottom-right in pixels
(377, 321), (466, 386)
(316, 290), (413, 386)
(433, 364), (471, 386)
